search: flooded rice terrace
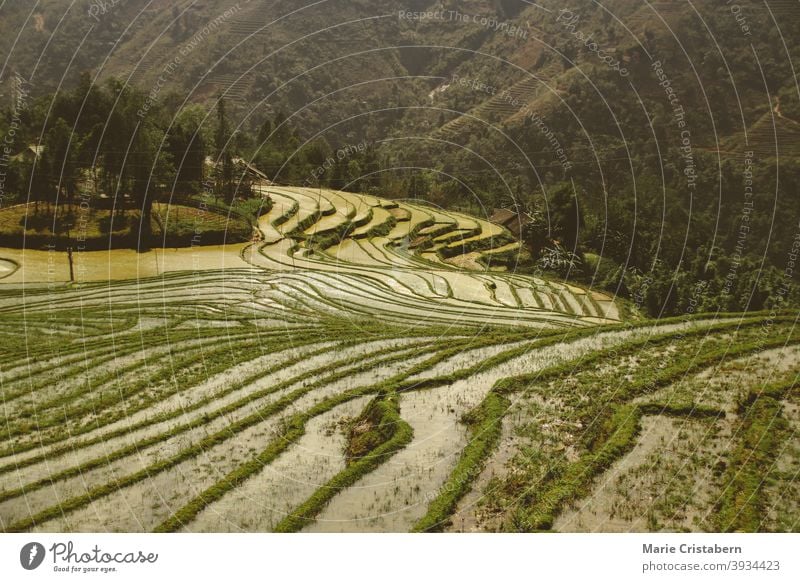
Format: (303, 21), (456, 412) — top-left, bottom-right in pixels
(4, 187), (784, 533)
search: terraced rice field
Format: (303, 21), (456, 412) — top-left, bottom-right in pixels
(0, 186), (796, 532)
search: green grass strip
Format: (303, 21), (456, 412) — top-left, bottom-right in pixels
(154, 386), (379, 532)
(4, 332), (503, 529)
(5, 333), (261, 422)
(412, 391), (509, 532)
(273, 394), (413, 532)
(4, 313), (788, 531)
(5, 383), (370, 533)
(0, 338), (446, 501)
(0, 334), (327, 460)
(516, 333), (800, 531)
(152, 331), (568, 532)
(3, 336), (276, 442)
(177, 320), (776, 531)
(412, 315), (797, 531)
(1, 325), (260, 400)
(516, 404), (642, 531)
(715, 376), (798, 532)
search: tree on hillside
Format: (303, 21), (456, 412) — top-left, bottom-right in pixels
(15, 152), (48, 212)
(257, 118), (273, 144)
(131, 122), (174, 250)
(545, 181), (582, 252)
(97, 79), (142, 208)
(170, 106), (207, 194)
(214, 97), (234, 202)
(272, 111), (291, 144)
(405, 173), (430, 199)
(43, 118), (80, 206)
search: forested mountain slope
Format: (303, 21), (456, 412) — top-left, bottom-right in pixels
(1, 0), (799, 316)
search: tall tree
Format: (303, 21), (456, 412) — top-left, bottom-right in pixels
(170, 105), (207, 193)
(545, 181), (582, 252)
(130, 121), (174, 250)
(214, 97), (233, 202)
(43, 118), (79, 205)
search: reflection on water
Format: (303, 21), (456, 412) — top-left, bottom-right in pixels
(0, 244), (249, 284)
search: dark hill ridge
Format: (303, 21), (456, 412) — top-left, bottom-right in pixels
(1, 0), (797, 152)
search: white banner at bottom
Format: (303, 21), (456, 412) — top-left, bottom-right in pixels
(1, 533), (797, 581)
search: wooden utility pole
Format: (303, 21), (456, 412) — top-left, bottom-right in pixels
(67, 246), (74, 282)
(65, 227), (75, 283)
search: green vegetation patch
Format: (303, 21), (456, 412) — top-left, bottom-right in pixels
(716, 377), (798, 532)
(413, 391), (509, 532)
(274, 394), (413, 532)
(0, 198), (262, 250)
